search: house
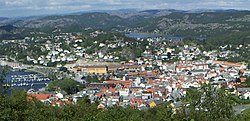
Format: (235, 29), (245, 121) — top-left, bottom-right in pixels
(241, 92), (250, 100)
(161, 53), (170, 59)
(119, 89), (130, 97)
(237, 88), (250, 96)
(122, 96), (131, 104)
(110, 96), (120, 102)
(109, 96), (120, 106)
(142, 92), (152, 100)
(147, 101), (157, 108)
(176, 66), (193, 73)
(28, 94), (53, 102)
(97, 103), (106, 109)
(95, 93), (104, 98)
(190, 70), (208, 76)
(130, 87), (143, 94)
(55, 92), (64, 99)
(194, 64), (209, 70)
(50, 98), (74, 107)
(207, 72), (217, 78)
(146, 100), (164, 108)
(130, 98), (143, 108)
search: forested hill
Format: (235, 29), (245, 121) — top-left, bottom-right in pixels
(1, 9), (250, 46)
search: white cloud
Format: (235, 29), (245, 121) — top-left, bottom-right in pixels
(4, 0), (36, 7)
(1, 0), (250, 17)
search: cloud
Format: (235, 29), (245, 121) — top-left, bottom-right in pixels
(5, 0), (31, 7)
(0, 0), (250, 17)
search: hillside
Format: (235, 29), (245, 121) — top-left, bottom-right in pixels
(0, 9), (250, 46)
(0, 17), (8, 21)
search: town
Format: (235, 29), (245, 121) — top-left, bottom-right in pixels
(1, 30), (250, 112)
(2, 0), (250, 120)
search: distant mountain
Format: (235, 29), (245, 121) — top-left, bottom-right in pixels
(0, 17), (8, 21)
(11, 12), (125, 32)
(109, 9), (186, 18)
(184, 9), (240, 13)
(0, 24), (17, 32)
(0, 9), (250, 43)
(0, 24), (24, 39)
(0, 17), (10, 26)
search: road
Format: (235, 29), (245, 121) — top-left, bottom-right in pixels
(233, 104), (250, 114)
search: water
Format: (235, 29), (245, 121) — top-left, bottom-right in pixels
(3, 71), (51, 95)
(125, 32), (207, 40)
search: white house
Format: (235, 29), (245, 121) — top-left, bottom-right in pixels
(119, 89), (130, 97)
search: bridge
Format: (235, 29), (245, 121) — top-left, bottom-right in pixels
(25, 66), (59, 76)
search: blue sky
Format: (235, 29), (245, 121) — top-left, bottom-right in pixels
(1, 0), (250, 17)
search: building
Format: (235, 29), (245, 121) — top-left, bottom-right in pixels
(119, 89), (130, 97)
(74, 65), (108, 74)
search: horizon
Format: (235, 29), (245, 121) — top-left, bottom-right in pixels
(1, 0), (250, 18)
(1, 8), (249, 18)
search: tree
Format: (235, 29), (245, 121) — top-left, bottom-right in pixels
(86, 75), (99, 83)
(179, 85), (234, 121)
(48, 78), (83, 94)
(139, 103), (174, 121)
(238, 108), (250, 121)
(0, 65), (11, 95)
(97, 107), (143, 121)
(0, 90), (30, 121)
(242, 77), (250, 87)
(73, 96), (100, 120)
(59, 67), (68, 72)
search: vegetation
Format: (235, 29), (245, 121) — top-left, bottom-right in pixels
(238, 108), (250, 121)
(0, 31), (149, 66)
(179, 85), (234, 121)
(2, 85), (250, 121)
(86, 75), (99, 83)
(1, 10), (250, 120)
(242, 77), (250, 87)
(48, 78), (83, 94)
(0, 66), (11, 95)
(80, 32), (147, 60)
(229, 95), (250, 105)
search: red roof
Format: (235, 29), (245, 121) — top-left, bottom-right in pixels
(101, 87), (117, 93)
(95, 93), (104, 98)
(146, 88), (156, 93)
(29, 94), (53, 101)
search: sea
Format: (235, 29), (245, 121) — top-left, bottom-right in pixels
(124, 32), (207, 40)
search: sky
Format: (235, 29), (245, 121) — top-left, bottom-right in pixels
(1, 0), (250, 17)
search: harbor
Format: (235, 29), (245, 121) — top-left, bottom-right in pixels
(3, 71), (51, 94)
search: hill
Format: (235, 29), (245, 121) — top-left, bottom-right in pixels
(0, 9), (250, 46)
(0, 17), (8, 21)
